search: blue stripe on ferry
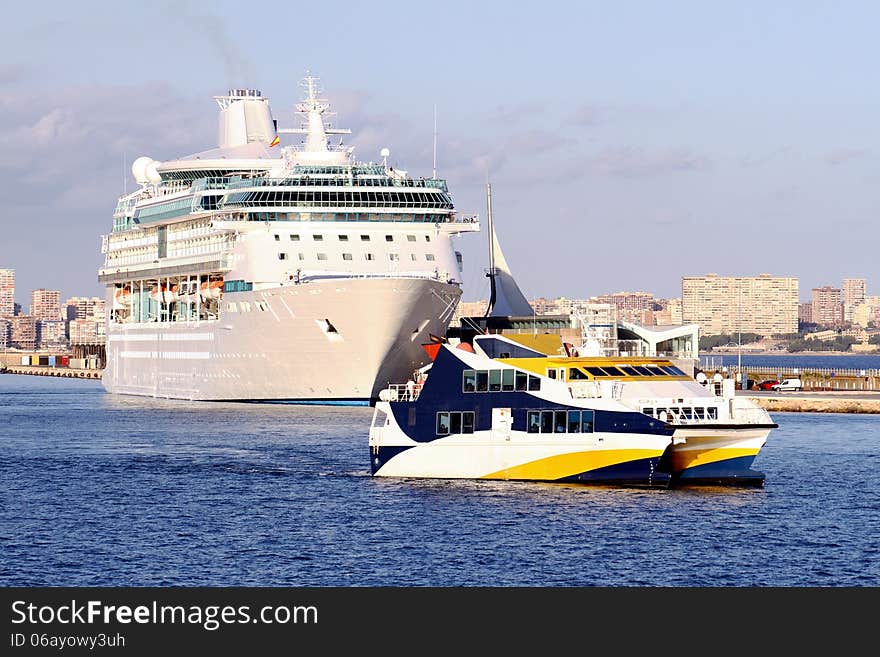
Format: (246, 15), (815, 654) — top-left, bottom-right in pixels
(370, 446), (415, 475)
(675, 455), (765, 486)
(556, 457), (671, 488)
(389, 347), (674, 443)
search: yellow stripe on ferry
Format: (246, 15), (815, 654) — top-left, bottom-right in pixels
(670, 446), (761, 472)
(482, 449), (663, 481)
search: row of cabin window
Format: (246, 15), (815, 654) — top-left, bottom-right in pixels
(462, 369), (541, 393)
(527, 410), (595, 434)
(279, 252), (435, 262)
(563, 363), (687, 380)
(644, 406), (718, 421)
(436, 411), (475, 435)
(275, 233), (432, 243)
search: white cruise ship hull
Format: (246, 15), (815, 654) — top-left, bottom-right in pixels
(102, 278), (460, 402)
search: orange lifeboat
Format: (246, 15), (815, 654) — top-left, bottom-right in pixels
(200, 279), (224, 300)
(113, 284), (131, 309)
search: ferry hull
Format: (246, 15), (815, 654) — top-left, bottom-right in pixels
(103, 278), (460, 402)
(662, 427), (770, 487)
(369, 403), (672, 487)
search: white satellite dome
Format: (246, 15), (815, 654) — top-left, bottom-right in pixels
(145, 160), (163, 183)
(131, 156), (153, 184)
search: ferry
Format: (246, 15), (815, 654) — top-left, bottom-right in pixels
(368, 333), (776, 487)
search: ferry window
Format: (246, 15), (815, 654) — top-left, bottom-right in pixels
(693, 407), (705, 420)
(489, 369), (502, 392)
(426, 254), (435, 261)
(365, 253), (375, 261)
(603, 366), (626, 377)
(411, 254), (417, 261)
(541, 411), (554, 433)
(317, 253), (328, 260)
(338, 234), (349, 241)
(225, 302), (237, 313)
(547, 369), (557, 379)
(664, 365), (687, 376)
(462, 412), (475, 434)
(656, 408), (668, 421)
(669, 407), (680, 420)
(385, 235), (394, 241)
(436, 412), (450, 436)
(342, 253), (353, 261)
(278, 253), (288, 260)
(313, 234), (323, 241)
(643, 407), (654, 417)
(569, 368), (588, 380)
(681, 407), (693, 420)
(567, 410), (581, 433)
(425, 235), (431, 242)
(290, 234), (300, 241)
(619, 366), (641, 376)
(528, 375), (541, 391)
(501, 369), (514, 391)
(707, 407), (718, 420)
(515, 371), (528, 391)
(450, 412), (462, 434)
(585, 367), (607, 377)
(462, 369), (476, 393)
(408, 407), (417, 427)
(361, 235), (371, 241)
(407, 235), (416, 242)
(298, 253), (305, 260)
(554, 411), (567, 433)
(240, 302), (251, 312)
(581, 410), (594, 433)
(633, 366), (655, 376)
(476, 370), (489, 392)
(527, 411), (540, 433)
(274, 234), (280, 241)
(499, 352), (511, 359)
(388, 253), (400, 261)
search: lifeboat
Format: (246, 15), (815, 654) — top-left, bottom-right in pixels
(200, 279), (224, 300)
(113, 284), (131, 309)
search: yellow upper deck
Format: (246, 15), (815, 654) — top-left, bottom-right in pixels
(496, 356), (692, 382)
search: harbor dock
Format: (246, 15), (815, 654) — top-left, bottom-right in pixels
(739, 391), (880, 414)
(2, 364), (102, 379)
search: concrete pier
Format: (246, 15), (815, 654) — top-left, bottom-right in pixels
(2, 365), (102, 379)
(740, 391), (880, 414)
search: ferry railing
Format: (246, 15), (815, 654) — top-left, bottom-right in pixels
(378, 382), (423, 402)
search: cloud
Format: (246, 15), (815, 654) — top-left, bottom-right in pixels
(587, 146), (711, 178)
(0, 64), (27, 85)
(825, 148), (869, 166)
(0, 82), (212, 209)
(567, 103), (602, 126)
(485, 101), (542, 125)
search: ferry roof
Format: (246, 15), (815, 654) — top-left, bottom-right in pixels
(495, 356), (692, 381)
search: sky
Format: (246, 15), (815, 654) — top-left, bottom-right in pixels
(0, 0), (877, 307)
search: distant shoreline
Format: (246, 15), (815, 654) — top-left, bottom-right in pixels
(701, 351), (876, 357)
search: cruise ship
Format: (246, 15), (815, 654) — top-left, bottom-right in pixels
(99, 76), (479, 402)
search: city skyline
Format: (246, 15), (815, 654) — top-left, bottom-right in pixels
(1, 2), (878, 304)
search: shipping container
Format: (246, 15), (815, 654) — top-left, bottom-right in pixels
(48, 356), (57, 367)
(30, 355), (39, 366)
(69, 358), (86, 369)
(21, 356), (30, 366)
(60, 356), (69, 367)
(38, 356), (49, 366)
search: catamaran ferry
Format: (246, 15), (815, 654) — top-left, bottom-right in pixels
(99, 76), (478, 402)
(369, 333), (776, 487)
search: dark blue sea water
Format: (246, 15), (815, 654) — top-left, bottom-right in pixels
(1, 375), (878, 586)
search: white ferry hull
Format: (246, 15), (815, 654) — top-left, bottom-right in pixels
(102, 278), (460, 402)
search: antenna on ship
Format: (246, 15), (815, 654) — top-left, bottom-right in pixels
(432, 104), (438, 179)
